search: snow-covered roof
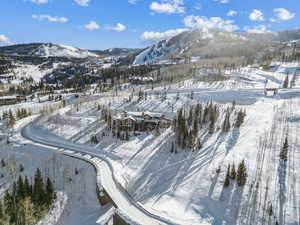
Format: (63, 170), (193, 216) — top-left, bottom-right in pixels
(0, 95), (18, 100)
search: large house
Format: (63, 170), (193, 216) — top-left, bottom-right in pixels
(112, 111), (173, 132)
(0, 95), (26, 106)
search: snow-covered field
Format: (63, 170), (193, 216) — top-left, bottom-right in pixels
(6, 62), (300, 225)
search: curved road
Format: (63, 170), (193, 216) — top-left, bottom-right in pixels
(21, 122), (177, 225)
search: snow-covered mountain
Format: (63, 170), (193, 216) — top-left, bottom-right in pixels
(0, 43), (142, 60)
(31, 43), (100, 58)
(133, 28), (300, 65)
(0, 43), (99, 58)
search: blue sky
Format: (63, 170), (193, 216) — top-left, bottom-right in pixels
(0, 0), (299, 50)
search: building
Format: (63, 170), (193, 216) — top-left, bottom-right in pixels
(112, 111), (173, 132)
(0, 95), (26, 106)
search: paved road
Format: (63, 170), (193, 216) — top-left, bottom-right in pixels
(21, 122), (177, 225)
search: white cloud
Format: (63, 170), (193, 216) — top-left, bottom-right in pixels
(141, 28), (188, 42)
(227, 10), (237, 17)
(150, 0), (185, 14)
(0, 34), (12, 45)
(31, 0), (48, 4)
(183, 15), (239, 32)
(249, 9), (264, 21)
(128, 0), (138, 4)
(32, 14), (69, 23)
(75, 0), (90, 7)
(215, 0), (229, 3)
(244, 25), (270, 34)
(194, 3), (202, 11)
(273, 8), (295, 21)
(84, 21), (100, 30)
(106, 23), (126, 32)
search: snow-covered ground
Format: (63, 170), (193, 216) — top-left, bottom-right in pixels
(0, 116), (110, 225)
(7, 62), (300, 225)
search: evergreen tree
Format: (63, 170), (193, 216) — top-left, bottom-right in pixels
(0, 201), (3, 220)
(24, 176), (32, 197)
(125, 131), (129, 141)
(280, 137), (288, 161)
(8, 109), (15, 128)
(33, 168), (45, 205)
(237, 160), (247, 186)
(1, 159), (5, 168)
(230, 163), (236, 180)
(17, 175), (25, 200)
(209, 118), (215, 134)
(283, 75), (289, 88)
(19, 164), (24, 172)
(176, 92), (179, 101)
(235, 110), (246, 128)
(224, 165), (231, 188)
(268, 204), (273, 216)
(170, 142), (175, 153)
(45, 177), (55, 206)
(190, 91), (194, 100)
(222, 110), (231, 132)
(192, 118), (198, 138)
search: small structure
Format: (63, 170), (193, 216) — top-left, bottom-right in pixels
(264, 88), (278, 96)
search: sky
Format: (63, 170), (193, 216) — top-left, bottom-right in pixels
(0, 0), (299, 50)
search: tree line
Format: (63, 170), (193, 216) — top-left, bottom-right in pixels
(173, 101), (246, 151)
(0, 168), (56, 225)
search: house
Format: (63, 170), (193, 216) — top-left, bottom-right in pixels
(0, 95), (26, 106)
(112, 111), (173, 132)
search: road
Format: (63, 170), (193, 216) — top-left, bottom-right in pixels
(21, 122), (177, 225)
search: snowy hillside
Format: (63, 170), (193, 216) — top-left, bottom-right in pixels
(134, 28), (300, 65)
(30, 44), (99, 58)
(0, 43), (100, 58)
(7, 62), (296, 225)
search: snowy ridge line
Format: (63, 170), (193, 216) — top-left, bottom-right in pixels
(21, 122), (179, 225)
(143, 87), (300, 95)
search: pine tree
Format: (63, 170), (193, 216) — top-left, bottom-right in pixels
(170, 142), (175, 153)
(176, 92), (179, 101)
(268, 204), (273, 216)
(125, 131), (129, 141)
(283, 75), (289, 88)
(190, 91), (194, 100)
(230, 163), (236, 180)
(237, 160), (247, 186)
(222, 110), (231, 132)
(17, 175), (25, 200)
(235, 109), (246, 128)
(224, 165), (230, 188)
(280, 137), (288, 161)
(209, 118), (215, 134)
(24, 176), (32, 197)
(0, 201), (3, 220)
(8, 109), (15, 128)
(19, 164), (24, 172)
(192, 118), (198, 138)
(33, 168), (45, 205)
(231, 100), (236, 111)
(1, 159), (5, 168)
(45, 177), (55, 206)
